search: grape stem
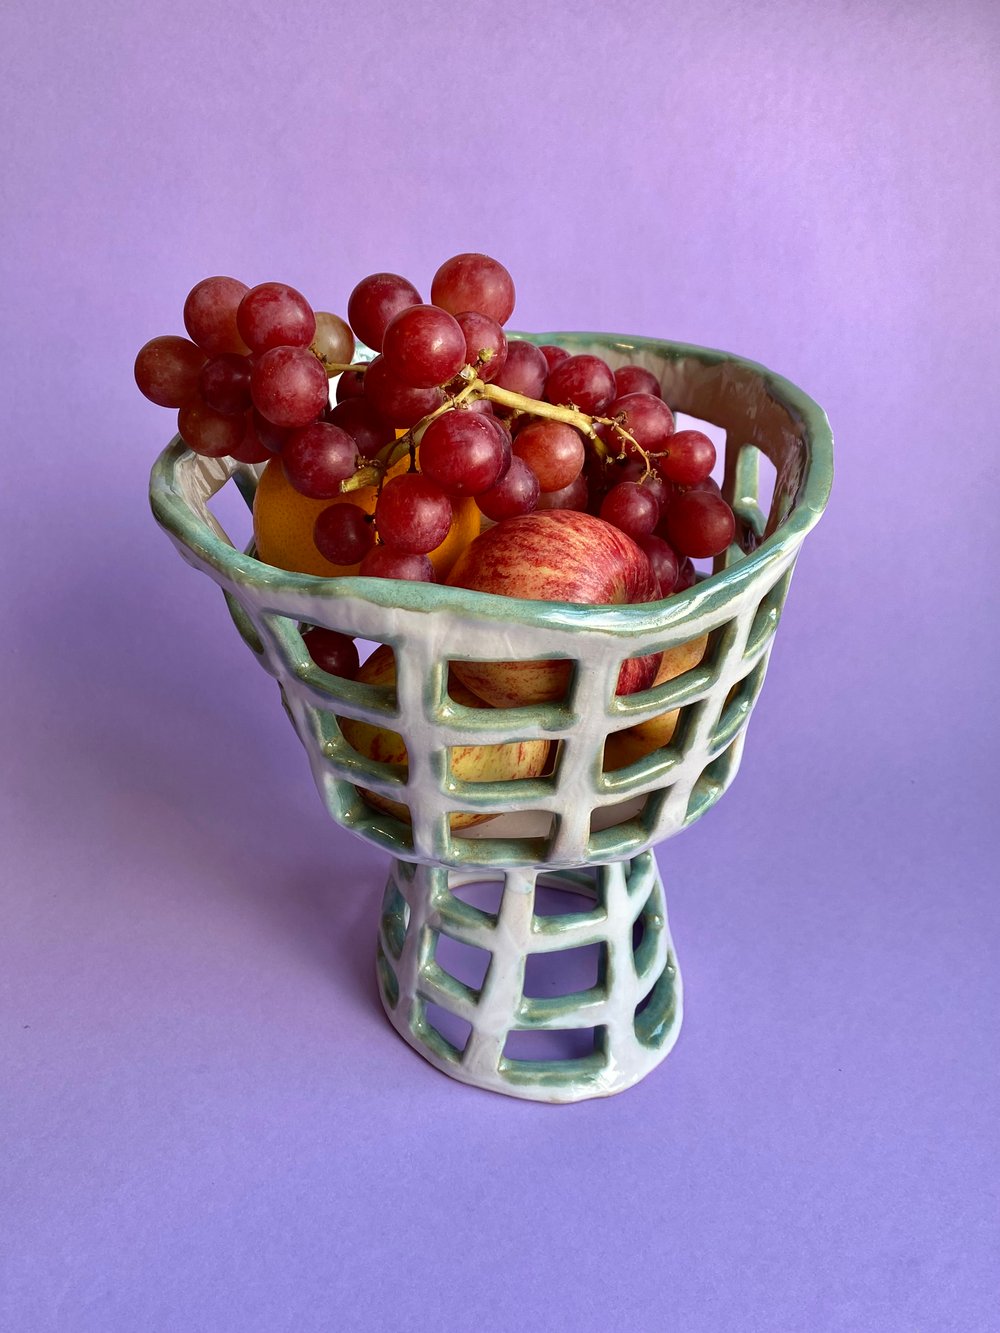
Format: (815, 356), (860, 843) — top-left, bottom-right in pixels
(478, 381), (651, 470)
(339, 376), (480, 494)
(337, 361), (654, 493)
(323, 361), (372, 377)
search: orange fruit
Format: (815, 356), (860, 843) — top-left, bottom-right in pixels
(253, 452), (481, 579)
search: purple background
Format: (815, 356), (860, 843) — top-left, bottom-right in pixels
(2, 2), (998, 1329)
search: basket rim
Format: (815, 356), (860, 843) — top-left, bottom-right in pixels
(149, 331), (833, 634)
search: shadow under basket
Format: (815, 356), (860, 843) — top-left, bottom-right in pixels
(149, 331), (833, 1102)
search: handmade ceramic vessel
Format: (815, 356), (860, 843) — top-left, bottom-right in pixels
(150, 333), (833, 1103)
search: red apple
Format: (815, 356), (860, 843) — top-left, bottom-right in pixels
(446, 510), (660, 706)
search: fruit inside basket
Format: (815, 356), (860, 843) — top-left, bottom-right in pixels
(144, 257), (831, 1101)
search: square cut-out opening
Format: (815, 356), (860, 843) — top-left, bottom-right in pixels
(446, 656), (577, 711)
(304, 637), (401, 779)
(309, 641), (419, 826)
(601, 705), (694, 786)
(587, 797), (653, 861)
(292, 626), (393, 692)
(671, 412), (730, 579)
(207, 472), (254, 552)
(449, 877), (505, 919)
(419, 1001), (472, 1061)
(673, 412), (727, 487)
(715, 658), (769, 749)
(614, 627), (714, 717)
(728, 441), (780, 549)
(452, 811), (558, 860)
(523, 942), (605, 1000)
(590, 795), (650, 837)
(685, 735), (743, 824)
(434, 933), (492, 992)
(323, 716), (412, 829)
(337, 785), (414, 849)
(446, 735), (557, 799)
(502, 1027), (600, 1064)
(746, 570), (793, 659)
(604, 649), (709, 774)
(533, 871), (600, 918)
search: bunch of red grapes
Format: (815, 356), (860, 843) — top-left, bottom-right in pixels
(135, 253), (736, 592)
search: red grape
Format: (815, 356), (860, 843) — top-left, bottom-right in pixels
(237, 283), (316, 353)
(313, 503), (375, 565)
(311, 311), (355, 371)
(134, 336), (206, 408)
(674, 557), (697, 592)
(183, 277), (250, 356)
(177, 401), (247, 457)
(482, 414), (513, 480)
(476, 455), (540, 521)
(540, 345), (570, 371)
(638, 535), (680, 597)
(512, 419), (585, 492)
(656, 429), (716, 485)
(230, 417), (274, 464)
(348, 273), (421, 352)
(282, 422), (358, 498)
(689, 476), (723, 497)
(455, 311), (507, 382)
(614, 365), (661, 398)
(637, 472), (671, 511)
(431, 253), (515, 324)
(604, 392), (675, 455)
(493, 340), (548, 399)
(663, 490), (736, 558)
(546, 355), (616, 415)
(582, 452), (611, 515)
(536, 473), (590, 511)
(326, 397), (395, 459)
(199, 353), (252, 415)
(375, 474), (453, 553)
(600, 481), (660, 539)
(381, 304), (466, 388)
(359, 547), (435, 582)
(335, 369), (366, 402)
(251, 409), (290, 454)
(611, 459), (672, 511)
(251, 346), (329, 428)
(302, 627), (360, 678)
(418, 411), (506, 496)
(363, 356), (445, 427)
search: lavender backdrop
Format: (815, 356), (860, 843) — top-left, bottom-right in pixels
(2, 2), (998, 1330)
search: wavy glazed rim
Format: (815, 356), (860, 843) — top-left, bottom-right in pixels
(149, 332), (834, 636)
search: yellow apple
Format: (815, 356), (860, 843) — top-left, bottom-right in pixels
(337, 645), (551, 829)
(603, 634), (709, 771)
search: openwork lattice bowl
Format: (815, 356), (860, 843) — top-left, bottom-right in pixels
(150, 332), (832, 1102)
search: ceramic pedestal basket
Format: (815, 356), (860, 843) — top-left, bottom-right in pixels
(150, 333), (833, 1103)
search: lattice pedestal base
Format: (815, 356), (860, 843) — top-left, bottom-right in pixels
(376, 852), (682, 1102)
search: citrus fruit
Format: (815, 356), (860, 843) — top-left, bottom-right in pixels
(253, 452), (481, 578)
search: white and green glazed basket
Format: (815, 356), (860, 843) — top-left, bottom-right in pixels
(150, 333), (833, 1103)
